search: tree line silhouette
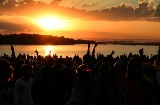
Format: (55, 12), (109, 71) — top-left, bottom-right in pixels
(0, 33), (98, 45)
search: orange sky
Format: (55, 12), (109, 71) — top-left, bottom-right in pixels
(0, 0), (160, 39)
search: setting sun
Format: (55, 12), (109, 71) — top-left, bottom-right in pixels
(33, 16), (66, 31)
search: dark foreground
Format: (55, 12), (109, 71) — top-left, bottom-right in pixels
(1, 44), (160, 105)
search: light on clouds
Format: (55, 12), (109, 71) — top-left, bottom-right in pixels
(0, 0), (160, 39)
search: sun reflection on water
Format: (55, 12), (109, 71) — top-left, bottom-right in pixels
(45, 45), (54, 56)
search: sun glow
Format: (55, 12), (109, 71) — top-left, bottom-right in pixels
(34, 16), (66, 30)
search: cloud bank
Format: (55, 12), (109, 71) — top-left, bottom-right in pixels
(0, 0), (160, 21)
(0, 0), (160, 36)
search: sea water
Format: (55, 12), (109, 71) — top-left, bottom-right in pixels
(0, 44), (159, 58)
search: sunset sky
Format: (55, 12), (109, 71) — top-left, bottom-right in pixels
(0, 0), (160, 39)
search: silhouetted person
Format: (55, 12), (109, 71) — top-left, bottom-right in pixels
(139, 48), (147, 62)
(157, 46), (160, 65)
(139, 48), (144, 56)
(14, 64), (34, 105)
(11, 45), (15, 59)
(66, 64), (93, 105)
(0, 59), (14, 105)
(124, 57), (152, 105)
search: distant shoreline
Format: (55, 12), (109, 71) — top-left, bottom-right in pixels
(1, 33), (159, 46)
(106, 42), (160, 46)
(0, 34), (104, 45)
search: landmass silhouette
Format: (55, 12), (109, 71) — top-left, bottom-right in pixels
(0, 33), (102, 45)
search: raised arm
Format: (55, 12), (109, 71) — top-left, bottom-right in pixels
(157, 46), (160, 65)
(11, 45), (16, 59)
(87, 42), (90, 55)
(92, 43), (98, 58)
(35, 49), (38, 57)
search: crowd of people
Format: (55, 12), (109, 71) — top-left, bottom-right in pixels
(0, 43), (160, 105)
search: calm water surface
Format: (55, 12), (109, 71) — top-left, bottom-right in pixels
(0, 44), (159, 58)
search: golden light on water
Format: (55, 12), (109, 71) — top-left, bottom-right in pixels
(45, 45), (54, 56)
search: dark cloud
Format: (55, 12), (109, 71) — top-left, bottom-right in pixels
(0, 21), (35, 33)
(0, 0), (4, 3)
(109, 3), (135, 20)
(85, 1), (158, 21)
(155, 2), (160, 16)
(52, 0), (63, 3)
(135, 0), (155, 17)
